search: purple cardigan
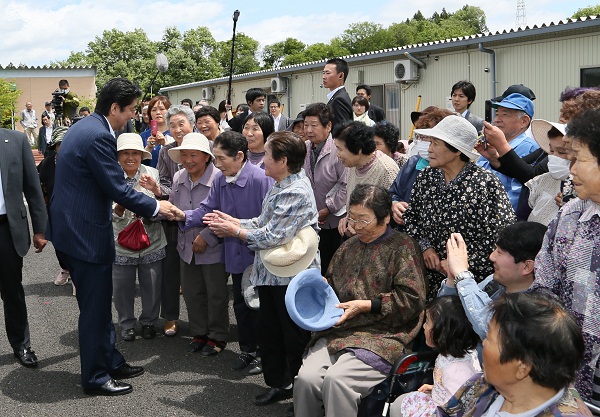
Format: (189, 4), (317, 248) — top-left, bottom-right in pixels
(181, 161), (274, 274)
(303, 135), (348, 229)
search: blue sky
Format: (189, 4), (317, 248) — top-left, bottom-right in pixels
(0, 0), (596, 67)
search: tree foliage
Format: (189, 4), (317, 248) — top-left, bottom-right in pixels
(262, 38), (306, 69)
(216, 33), (261, 76)
(0, 78), (21, 128)
(571, 4), (600, 18)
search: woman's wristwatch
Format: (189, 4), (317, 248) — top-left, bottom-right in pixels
(454, 270), (474, 285)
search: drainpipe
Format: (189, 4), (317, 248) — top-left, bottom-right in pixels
(403, 52), (427, 69)
(478, 43), (496, 99)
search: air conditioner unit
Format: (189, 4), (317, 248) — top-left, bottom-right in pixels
(201, 87), (214, 101)
(271, 77), (287, 93)
(393, 60), (419, 82)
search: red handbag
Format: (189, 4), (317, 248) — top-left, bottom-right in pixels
(117, 217), (150, 251)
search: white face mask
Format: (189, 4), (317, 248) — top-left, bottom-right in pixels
(547, 155), (571, 180)
(415, 140), (430, 160)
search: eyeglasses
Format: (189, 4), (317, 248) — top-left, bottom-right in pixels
(346, 216), (375, 227)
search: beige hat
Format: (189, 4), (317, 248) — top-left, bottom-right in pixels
(117, 133), (152, 160)
(531, 119), (566, 154)
(260, 226), (319, 277)
(413, 115), (479, 161)
(168, 133), (214, 164)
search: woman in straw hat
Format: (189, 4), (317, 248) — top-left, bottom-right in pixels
(403, 115), (515, 300)
(111, 133), (166, 341)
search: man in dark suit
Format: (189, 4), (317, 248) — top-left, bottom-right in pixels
(47, 78), (175, 396)
(0, 128), (47, 368)
(322, 58), (353, 132)
(228, 88), (267, 133)
(269, 99), (290, 132)
(356, 84), (386, 123)
(37, 113), (54, 157)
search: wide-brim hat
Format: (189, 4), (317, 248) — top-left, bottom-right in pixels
(410, 106), (438, 125)
(492, 84), (536, 102)
(117, 133), (151, 160)
(413, 115), (479, 160)
(49, 126), (69, 148)
(260, 226), (319, 277)
(491, 93), (534, 119)
(285, 268), (344, 332)
(168, 133), (214, 164)
(241, 264), (259, 310)
(530, 119), (566, 154)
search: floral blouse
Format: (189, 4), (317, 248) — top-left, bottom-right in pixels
(404, 162), (516, 300)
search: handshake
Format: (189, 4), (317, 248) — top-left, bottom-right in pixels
(158, 200), (186, 222)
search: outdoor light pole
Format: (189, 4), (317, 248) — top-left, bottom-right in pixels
(227, 10), (240, 106)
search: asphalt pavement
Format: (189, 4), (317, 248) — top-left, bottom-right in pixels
(0, 240), (292, 416)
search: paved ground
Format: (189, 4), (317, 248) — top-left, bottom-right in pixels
(0, 240), (292, 416)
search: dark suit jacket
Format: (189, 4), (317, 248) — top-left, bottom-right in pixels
(228, 110), (250, 133)
(368, 104), (386, 123)
(47, 112), (157, 264)
(274, 114), (291, 131)
(465, 111), (484, 133)
(327, 87), (353, 132)
(38, 126), (51, 156)
(0, 129), (47, 257)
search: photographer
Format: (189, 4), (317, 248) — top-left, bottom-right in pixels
(52, 79), (80, 125)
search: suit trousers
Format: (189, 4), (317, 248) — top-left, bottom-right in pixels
(160, 221), (180, 321)
(294, 337), (387, 417)
(57, 250), (125, 389)
(180, 259), (229, 341)
(231, 272), (259, 353)
(0, 222), (31, 351)
(112, 260), (162, 330)
(257, 285), (310, 389)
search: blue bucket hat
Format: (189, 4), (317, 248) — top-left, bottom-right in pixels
(492, 93), (534, 118)
(285, 268), (344, 332)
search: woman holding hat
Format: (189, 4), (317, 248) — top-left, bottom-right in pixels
(166, 132), (228, 356)
(403, 115), (515, 300)
(293, 184), (427, 417)
(38, 126), (72, 287)
(112, 133), (166, 341)
(201, 131), (320, 407)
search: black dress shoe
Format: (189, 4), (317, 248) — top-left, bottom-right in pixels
(14, 347), (38, 368)
(84, 379), (132, 396)
(141, 325), (156, 340)
(109, 363), (144, 379)
(253, 387), (293, 406)
(121, 328), (135, 342)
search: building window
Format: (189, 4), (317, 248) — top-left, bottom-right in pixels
(581, 67), (600, 87)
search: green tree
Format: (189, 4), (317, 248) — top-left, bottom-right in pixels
(282, 39), (350, 66)
(339, 22), (395, 54)
(262, 38), (306, 69)
(216, 33), (260, 76)
(572, 4), (600, 18)
(0, 78), (21, 128)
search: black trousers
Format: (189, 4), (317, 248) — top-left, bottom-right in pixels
(318, 228), (342, 275)
(0, 222), (31, 351)
(160, 221), (181, 321)
(257, 285), (310, 388)
(231, 273), (259, 353)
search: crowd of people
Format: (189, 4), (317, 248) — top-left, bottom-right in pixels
(0, 56), (598, 417)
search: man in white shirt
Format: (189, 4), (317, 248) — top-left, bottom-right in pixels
(269, 99), (289, 132)
(20, 102), (38, 146)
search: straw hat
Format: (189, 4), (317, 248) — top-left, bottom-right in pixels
(260, 226), (319, 277)
(413, 115), (479, 160)
(117, 133), (151, 160)
(530, 120), (566, 154)
(285, 268), (344, 332)
(168, 133), (214, 164)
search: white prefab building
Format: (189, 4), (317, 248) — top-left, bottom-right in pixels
(159, 16), (600, 139)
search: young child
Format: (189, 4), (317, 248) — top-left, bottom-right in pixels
(390, 296), (481, 417)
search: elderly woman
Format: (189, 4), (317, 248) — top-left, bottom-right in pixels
(195, 106), (222, 143)
(141, 95), (173, 168)
(302, 102), (348, 273)
(531, 108), (600, 406)
(439, 292), (591, 417)
(373, 121), (408, 168)
(403, 115), (515, 300)
(163, 133), (229, 356)
(202, 131), (320, 406)
(335, 121), (399, 236)
(173, 131), (274, 371)
(155, 105), (196, 337)
(242, 111), (275, 169)
(112, 133), (166, 341)
(294, 184), (427, 417)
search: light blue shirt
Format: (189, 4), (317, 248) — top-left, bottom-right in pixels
(477, 131), (539, 209)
